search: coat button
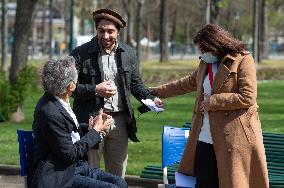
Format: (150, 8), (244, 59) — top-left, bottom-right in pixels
(224, 130), (229, 135)
(224, 112), (229, 116)
(228, 148), (232, 152)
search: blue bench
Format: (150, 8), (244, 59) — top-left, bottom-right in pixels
(140, 124), (284, 187)
(17, 129), (34, 187)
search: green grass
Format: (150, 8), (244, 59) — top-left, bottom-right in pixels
(141, 59), (284, 70)
(1, 57), (284, 175)
(1, 81), (283, 175)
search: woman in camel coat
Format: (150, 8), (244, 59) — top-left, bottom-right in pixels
(152, 24), (269, 188)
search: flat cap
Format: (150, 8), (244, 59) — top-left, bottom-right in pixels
(93, 8), (126, 28)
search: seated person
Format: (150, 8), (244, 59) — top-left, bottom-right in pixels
(27, 56), (127, 188)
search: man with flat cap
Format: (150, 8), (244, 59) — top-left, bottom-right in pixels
(70, 8), (163, 177)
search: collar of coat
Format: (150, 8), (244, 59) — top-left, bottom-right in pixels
(221, 51), (250, 62)
(44, 93), (77, 128)
(87, 36), (126, 54)
(200, 51), (250, 94)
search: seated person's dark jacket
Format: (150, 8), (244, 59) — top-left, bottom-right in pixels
(27, 93), (101, 188)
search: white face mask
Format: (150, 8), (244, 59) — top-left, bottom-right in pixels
(200, 52), (218, 64)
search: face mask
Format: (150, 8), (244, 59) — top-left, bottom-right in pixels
(200, 52), (218, 64)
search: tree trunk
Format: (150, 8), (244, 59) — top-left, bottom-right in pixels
(210, 0), (221, 24)
(68, 0), (74, 53)
(146, 22), (151, 61)
(80, 1), (85, 35)
(170, 9), (177, 42)
(1, 0), (7, 71)
(259, 0), (268, 61)
(63, 0), (69, 54)
(253, 0), (260, 64)
(80, 19), (85, 35)
(10, 0), (38, 85)
(49, 0), (53, 59)
(206, 0), (211, 24)
(9, 0), (38, 122)
(41, 2), (46, 55)
(122, 0), (133, 46)
(11, 105), (25, 123)
(135, 0), (143, 66)
(159, 0), (169, 63)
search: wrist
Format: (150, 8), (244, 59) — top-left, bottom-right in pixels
(94, 126), (102, 133)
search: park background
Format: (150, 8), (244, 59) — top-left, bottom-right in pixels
(0, 0), (284, 176)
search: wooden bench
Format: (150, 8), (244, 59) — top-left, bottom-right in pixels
(140, 125), (284, 187)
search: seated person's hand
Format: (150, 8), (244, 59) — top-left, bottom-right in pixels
(89, 109), (113, 133)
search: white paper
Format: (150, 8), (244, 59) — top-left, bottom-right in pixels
(175, 172), (196, 188)
(184, 130), (190, 138)
(141, 99), (165, 112)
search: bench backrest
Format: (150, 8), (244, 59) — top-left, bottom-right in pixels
(162, 126), (190, 168)
(17, 129), (34, 176)
(162, 126), (190, 184)
(263, 132), (284, 179)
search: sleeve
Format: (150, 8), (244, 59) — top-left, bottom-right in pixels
(78, 123), (89, 137)
(42, 113), (101, 164)
(151, 69), (198, 99)
(210, 54), (257, 111)
(70, 48), (97, 100)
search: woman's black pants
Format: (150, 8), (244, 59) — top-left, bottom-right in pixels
(194, 141), (219, 188)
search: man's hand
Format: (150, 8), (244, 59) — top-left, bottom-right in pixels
(200, 93), (210, 113)
(154, 97), (164, 109)
(96, 80), (117, 98)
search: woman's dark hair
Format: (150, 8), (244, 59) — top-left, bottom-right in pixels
(194, 24), (246, 58)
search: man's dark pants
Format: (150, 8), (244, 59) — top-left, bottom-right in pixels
(72, 160), (127, 188)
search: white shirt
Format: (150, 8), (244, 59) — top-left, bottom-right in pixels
(198, 63), (218, 144)
(98, 45), (126, 112)
(54, 96), (80, 143)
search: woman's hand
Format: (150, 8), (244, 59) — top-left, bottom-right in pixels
(89, 109), (113, 133)
(200, 93), (210, 113)
(154, 97), (164, 108)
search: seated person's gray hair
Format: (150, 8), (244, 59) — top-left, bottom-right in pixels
(41, 56), (78, 96)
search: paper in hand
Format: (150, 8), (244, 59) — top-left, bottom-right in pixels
(175, 172), (196, 188)
(141, 99), (165, 113)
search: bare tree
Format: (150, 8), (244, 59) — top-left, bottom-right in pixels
(170, 9), (177, 42)
(135, 0), (144, 65)
(49, 0), (53, 58)
(9, 0), (38, 121)
(253, 0), (260, 64)
(210, 0), (222, 24)
(10, 0), (38, 84)
(76, 0), (94, 35)
(259, 0), (268, 61)
(1, 0), (7, 70)
(121, 0), (134, 45)
(159, 0), (169, 62)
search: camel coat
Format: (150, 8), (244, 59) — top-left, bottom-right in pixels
(153, 52), (269, 188)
